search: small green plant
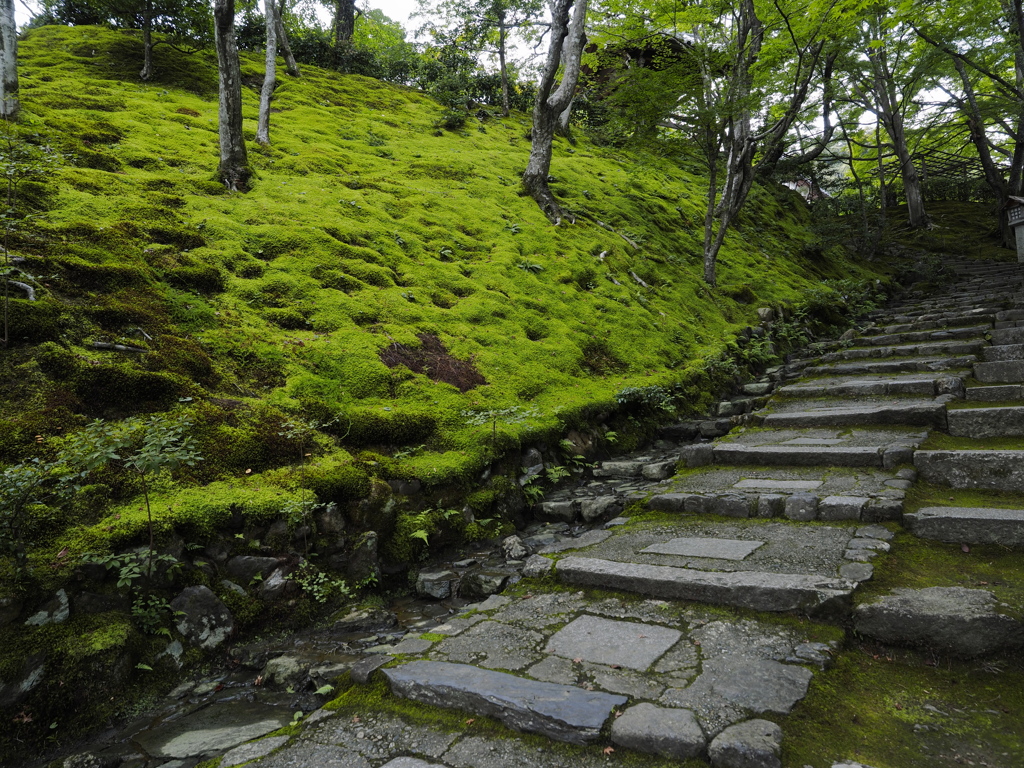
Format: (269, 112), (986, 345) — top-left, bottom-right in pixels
(288, 560), (352, 603)
(63, 414), (202, 583)
(0, 458), (59, 575)
(520, 473), (545, 504)
(516, 261), (544, 273)
(545, 464), (570, 483)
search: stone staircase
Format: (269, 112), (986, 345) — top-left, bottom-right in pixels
(273, 261), (1024, 768)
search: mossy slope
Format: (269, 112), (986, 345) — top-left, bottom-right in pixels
(4, 24), (884, 481)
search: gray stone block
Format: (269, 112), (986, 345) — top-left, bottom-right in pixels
(556, 556), (854, 617)
(521, 555), (553, 578)
(839, 563), (873, 582)
(966, 384), (1024, 401)
(579, 496), (622, 523)
(784, 494), (818, 522)
(700, 419), (734, 438)
(763, 402), (946, 429)
(382, 661), (626, 744)
(681, 443), (715, 467)
(982, 342), (1024, 362)
(947, 406), (1024, 438)
(756, 494), (786, 518)
(974, 360), (1024, 383)
(715, 444), (883, 468)
(915, 450), (1024, 492)
(991, 326), (1024, 344)
(818, 496), (868, 521)
(854, 587), (1023, 657)
(170, 586), (233, 651)
(904, 506), (1024, 547)
(882, 446), (915, 468)
(416, 571), (459, 600)
(707, 494), (755, 518)
(593, 461), (644, 478)
(225, 556), (280, 585)
(863, 498), (902, 521)
(648, 494), (691, 513)
(642, 460), (678, 480)
(709, 719), (782, 768)
(611, 703), (706, 760)
(535, 501), (576, 523)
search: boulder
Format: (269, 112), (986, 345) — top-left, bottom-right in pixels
(416, 570), (459, 599)
(171, 585), (234, 651)
(460, 570), (508, 599)
(225, 556), (280, 585)
(346, 531), (380, 584)
(24, 589), (70, 626)
(610, 703), (706, 760)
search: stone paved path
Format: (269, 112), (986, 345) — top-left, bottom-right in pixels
(74, 261), (1024, 768)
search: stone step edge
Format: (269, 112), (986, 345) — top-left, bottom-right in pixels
(903, 506), (1024, 547)
(381, 660), (627, 745)
(556, 556), (856, 618)
(707, 443), (915, 469)
(648, 491), (903, 522)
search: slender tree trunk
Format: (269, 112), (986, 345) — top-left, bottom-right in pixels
(140, 0), (154, 80)
(214, 0), (250, 190)
(952, 59), (1012, 244)
(703, 142), (720, 286)
(0, 0), (18, 119)
(875, 116), (887, 225)
(523, 0), (588, 224)
(276, 0), (300, 77)
(257, 0), (277, 146)
(498, 18), (509, 117)
(334, 0), (356, 62)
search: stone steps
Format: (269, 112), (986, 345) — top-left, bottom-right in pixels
(967, 384), (1024, 401)
(974, 359), (1024, 383)
(903, 506), (1024, 547)
(981, 343), (1024, 362)
(712, 443), (896, 468)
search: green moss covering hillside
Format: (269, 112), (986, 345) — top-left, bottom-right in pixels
(3, 25), (883, 483)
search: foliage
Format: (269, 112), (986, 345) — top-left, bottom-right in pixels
(288, 560), (352, 603)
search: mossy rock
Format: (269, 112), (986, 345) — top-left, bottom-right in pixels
(164, 265), (226, 294)
(306, 463), (373, 505)
(263, 306), (308, 330)
(4, 299), (63, 345)
(344, 407), (438, 447)
(73, 363), (191, 414)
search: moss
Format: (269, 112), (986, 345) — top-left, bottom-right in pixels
(306, 462), (373, 504)
(784, 646), (1024, 768)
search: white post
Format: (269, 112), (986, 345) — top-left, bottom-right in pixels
(1016, 224), (1024, 264)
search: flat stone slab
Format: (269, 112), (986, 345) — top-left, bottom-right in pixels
(221, 736), (290, 767)
(947, 406), (1024, 438)
(715, 445), (884, 468)
(915, 450), (1024, 492)
(762, 402), (947, 430)
(733, 479), (823, 490)
(709, 719), (783, 768)
(854, 587), (1023, 657)
(544, 614), (681, 671)
(641, 537), (765, 560)
(133, 702), (293, 759)
(382, 661), (626, 744)
(904, 506), (1024, 547)
(557, 557), (855, 618)
(654, 466), (905, 510)
(805, 356), (977, 375)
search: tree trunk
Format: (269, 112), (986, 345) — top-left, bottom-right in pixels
(0, 0), (18, 119)
(256, 0), (277, 146)
(523, 0), (588, 224)
(701, 0), (762, 285)
(214, 0), (250, 190)
(334, 0), (356, 61)
(702, 143), (720, 286)
(498, 18), (509, 117)
(140, 0), (154, 80)
(276, 0), (300, 77)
